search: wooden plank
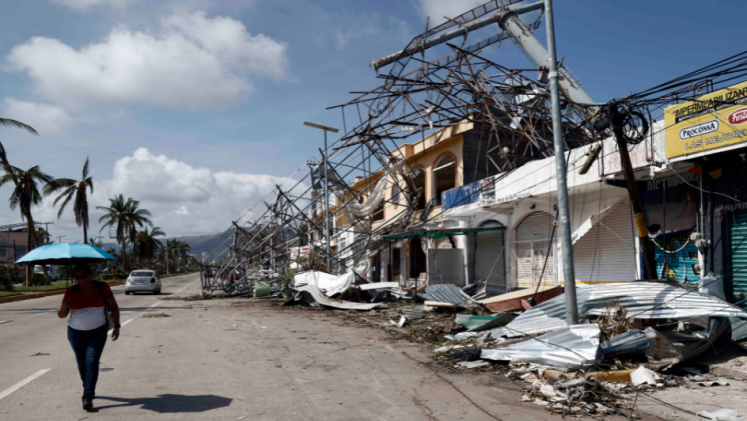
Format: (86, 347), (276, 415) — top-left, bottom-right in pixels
(479, 285), (562, 312)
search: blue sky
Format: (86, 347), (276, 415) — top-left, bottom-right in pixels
(0, 0), (744, 242)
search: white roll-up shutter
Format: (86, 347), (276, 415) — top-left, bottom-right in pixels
(514, 212), (556, 287)
(573, 199), (637, 283)
(474, 221), (506, 295)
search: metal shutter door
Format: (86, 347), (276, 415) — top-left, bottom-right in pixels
(474, 222), (505, 295)
(573, 199), (637, 283)
(514, 212), (555, 287)
(428, 249), (465, 286)
(730, 210), (747, 306)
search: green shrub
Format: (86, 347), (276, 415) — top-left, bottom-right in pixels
(32, 273), (51, 286)
(0, 266), (13, 292)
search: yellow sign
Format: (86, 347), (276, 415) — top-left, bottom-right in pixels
(664, 80), (747, 158)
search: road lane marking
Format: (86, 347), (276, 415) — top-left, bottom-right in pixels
(174, 280), (198, 296)
(0, 369), (50, 401)
(108, 318), (134, 336)
(0, 320), (11, 325)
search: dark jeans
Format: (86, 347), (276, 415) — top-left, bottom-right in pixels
(67, 324), (108, 400)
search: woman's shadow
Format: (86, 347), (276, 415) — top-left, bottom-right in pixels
(90, 394), (232, 413)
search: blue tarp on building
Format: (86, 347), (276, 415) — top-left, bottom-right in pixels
(443, 181), (481, 210)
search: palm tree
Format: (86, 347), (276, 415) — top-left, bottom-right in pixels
(97, 194), (152, 271)
(136, 227), (165, 269)
(177, 241), (192, 270)
(0, 119), (36, 168)
(0, 165), (53, 285)
(44, 157), (94, 243)
(165, 238), (177, 274)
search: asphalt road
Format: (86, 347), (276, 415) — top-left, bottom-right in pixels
(0, 274), (663, 421)
(0, 273), (202, 420)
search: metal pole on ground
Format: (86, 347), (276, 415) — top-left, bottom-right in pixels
(303, 121), (340, 273)
(544, 0), (578, 325)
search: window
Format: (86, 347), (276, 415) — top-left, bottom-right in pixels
(432, 154), (456, 206)
(373, 200), (385, 221)
(392, 184), (400, 205)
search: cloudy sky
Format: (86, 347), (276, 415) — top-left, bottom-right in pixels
(0, 0), (742, 243)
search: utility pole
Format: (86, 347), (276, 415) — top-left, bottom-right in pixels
(612, 117), (658, 280)
(303, 121), (340, 273)
(57, 235), (66, 245)
(544, 0), (578, 325)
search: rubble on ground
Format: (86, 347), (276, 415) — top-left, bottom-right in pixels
(222, 273), (747, 418)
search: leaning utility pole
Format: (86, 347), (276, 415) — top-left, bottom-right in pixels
(611, 115), (658, 280)
(544, 0), (578, 325)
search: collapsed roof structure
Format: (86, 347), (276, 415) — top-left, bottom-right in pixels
(200, 0), (601, 295)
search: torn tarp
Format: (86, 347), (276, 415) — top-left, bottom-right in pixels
(292, 271), (354, 297)
(480, 324), (602, 370)
(287, 284), (380, 311)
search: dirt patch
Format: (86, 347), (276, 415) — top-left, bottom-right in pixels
(143, 313), (171, 318)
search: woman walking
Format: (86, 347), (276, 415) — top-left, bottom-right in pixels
(57, 264), (121, 411)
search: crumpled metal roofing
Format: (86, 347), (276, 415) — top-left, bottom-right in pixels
(488, 281), (747, 339)
(481, 324), (601, 370)
(419, 284), (477, 308)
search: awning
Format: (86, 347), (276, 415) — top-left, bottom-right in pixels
(383, 226), (505, 241)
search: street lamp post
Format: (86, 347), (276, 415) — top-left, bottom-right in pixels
(543, 0), (578, 325)
(303, 121), (340, 273)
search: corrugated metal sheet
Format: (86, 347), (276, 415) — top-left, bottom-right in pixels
(419, 284), (476, 308)
(573, 199), (638, 283)
(474, 221), (506, 295)
(730, 210), (747, 306)
(481, 324), (601, 370)
(488, 281), (747, 339)
(599, 329), (649, 357)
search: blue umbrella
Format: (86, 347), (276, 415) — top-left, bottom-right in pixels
(15, 244), (116, 265)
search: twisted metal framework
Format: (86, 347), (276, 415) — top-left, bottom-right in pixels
(200, 0), (597, 295)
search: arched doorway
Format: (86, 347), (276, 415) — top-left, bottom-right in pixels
(513, 211), (556, 288)
(474, 221), (506, 295)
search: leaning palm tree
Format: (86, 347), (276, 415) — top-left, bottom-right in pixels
(0, 165), (53, 286)
(44, 156), (94, 243)
(97, 194), (152, 271)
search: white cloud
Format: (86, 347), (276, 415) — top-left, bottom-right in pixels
(6, 12), (288, 111)
(417, 0), (489, 26)
(0, 98), (72, 135)
(34, 148), (289, 238)
(51, 0), (135, 11)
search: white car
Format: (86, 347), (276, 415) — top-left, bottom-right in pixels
(125, 270), (162, 295)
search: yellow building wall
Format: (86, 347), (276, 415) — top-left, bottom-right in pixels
(335, 120), (473, 228)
